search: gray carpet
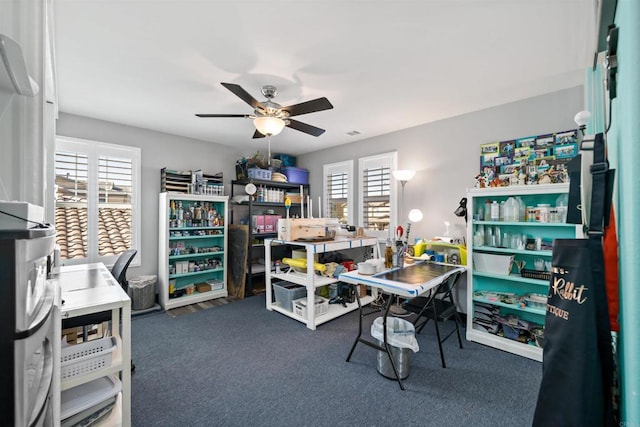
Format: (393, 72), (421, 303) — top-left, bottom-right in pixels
(131, 296), (542, 426)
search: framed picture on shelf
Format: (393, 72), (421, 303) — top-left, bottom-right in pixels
(514, 146), (531, 159)
(480, 152), (498, 167)
(480, 142), (499, 154)
(499, 140), (516, 158)
(554, 143), (578, 159)
(535, 134), (554, 149)
(555, 130), (578, 145)
(516, 136), (536, 148)
(494, 156), (512, 167)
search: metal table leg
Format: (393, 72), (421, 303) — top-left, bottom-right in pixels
(345, 285), (405, 390)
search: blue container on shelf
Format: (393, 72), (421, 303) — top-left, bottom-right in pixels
(283, 167), (309, 185)
(274, 154), (297, 167)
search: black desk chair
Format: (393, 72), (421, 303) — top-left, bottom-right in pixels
(62, 249), (137, 369)
(402, 270), (464, 368)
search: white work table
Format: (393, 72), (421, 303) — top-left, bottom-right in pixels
(265, 236), (380, 330)
(339, 261), (465, 390)
(50, 263), (132, 427)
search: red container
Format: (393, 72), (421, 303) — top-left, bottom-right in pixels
(342, 260), (355, 271)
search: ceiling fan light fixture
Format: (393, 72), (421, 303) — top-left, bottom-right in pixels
(253, 116), (285, 136)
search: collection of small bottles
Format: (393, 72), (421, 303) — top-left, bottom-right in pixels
(478, 194), (568, 223)
(169, 200), (224, 228)
(255, 186), (287, 203)
(384, 238), (406, 269)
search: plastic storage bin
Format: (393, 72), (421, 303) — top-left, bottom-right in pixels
(282, 167), (309, 185)
(272, 281), (307, 312)
(61, 375), (121, 423)
(473, 252), (514, 275)
(248, 168), (272, 180)
(60, 336), (117, 380)
(292, 296), (329, 318)
(128, 275), (157, 310)
(273, 153), (297, 167)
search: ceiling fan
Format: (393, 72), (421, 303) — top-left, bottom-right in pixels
(195, 83), (334, 138)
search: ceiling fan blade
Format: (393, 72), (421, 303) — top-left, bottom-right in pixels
(281, 97), (333, 117)
(195, 114), (251, 118)
(286, 119), (326, 137)
(252, 130), (266, 139)
(221, 83), (264, 109)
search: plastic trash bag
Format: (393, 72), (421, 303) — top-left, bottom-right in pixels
(371, 316), (419, 352)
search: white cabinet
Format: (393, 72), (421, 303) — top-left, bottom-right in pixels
(265, 237), (380, 330)
(158, 193), (228, 310)
(466, 184), (581, 361)
(53, 263), (132, 427)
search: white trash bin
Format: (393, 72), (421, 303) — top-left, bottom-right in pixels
(371, 316), (419, 380)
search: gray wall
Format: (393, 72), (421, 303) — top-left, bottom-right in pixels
(56, 112), (243, 278)
(299, 86), (584, 243)
(55, 86), (582, 293)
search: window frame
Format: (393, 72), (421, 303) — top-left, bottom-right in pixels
(55, 135), (141, 267)
(323, 160), (354, 227)
(357, 152), (398, 240)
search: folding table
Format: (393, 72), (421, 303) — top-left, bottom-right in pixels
(339, 261), (465, 390)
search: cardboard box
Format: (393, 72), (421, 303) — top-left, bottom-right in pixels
(252, 215), (265, 233)
(264, 215), (282, 232)
(277, 218), (339, 241)
(196, 282), (212, 293)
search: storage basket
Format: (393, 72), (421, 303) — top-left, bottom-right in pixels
(520, 268), (551, 281)
(272, 281), (307, 312)
(473, 252), (514, 275)
(61, 336), (117, 380)
(247, 168), (272, 180)
(292, 296), (329, 318)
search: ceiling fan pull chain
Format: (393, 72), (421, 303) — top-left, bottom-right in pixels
(267, 136), (271, 166)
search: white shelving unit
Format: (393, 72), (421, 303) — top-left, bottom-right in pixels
(466, 184), (581, 361)
(265, 237), (380, 330)
(52, 263), (132, 427)
(159, 193), (228, 310)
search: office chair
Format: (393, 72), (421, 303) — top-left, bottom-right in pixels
(402, 270), (464, 368)
(110, 249), (138, 293)
(61, 249), (137, 370)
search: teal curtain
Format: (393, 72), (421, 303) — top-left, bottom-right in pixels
(604, 0), (640, 423)
(584, 64), (606, 135)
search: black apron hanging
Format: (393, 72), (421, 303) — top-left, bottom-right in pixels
(533, 133), (616, 427)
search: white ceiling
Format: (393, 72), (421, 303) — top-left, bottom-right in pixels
(53, 0), (596, 156)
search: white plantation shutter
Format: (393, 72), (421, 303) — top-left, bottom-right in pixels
(358, 152), (397, 238)
(55, 136), (140, 265)
(323, 161), (353, 225)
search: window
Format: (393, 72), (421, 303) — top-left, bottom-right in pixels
(358, 152), (397, 238)
(323, 161), (354, 225)
(54, 136), (141, 266)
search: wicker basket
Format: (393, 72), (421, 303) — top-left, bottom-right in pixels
(520, 268), (551, 281)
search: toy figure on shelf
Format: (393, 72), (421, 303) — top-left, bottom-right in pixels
(489, 176), (502, 187)
(474, 173), (488, 188)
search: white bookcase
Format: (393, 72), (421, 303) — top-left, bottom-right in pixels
(158, 193), (228, 310)
(466, 184), (581, 361)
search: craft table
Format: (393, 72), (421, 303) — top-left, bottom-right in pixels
(339, 261), (465, 390)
